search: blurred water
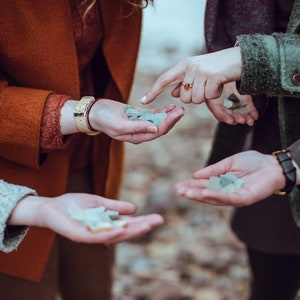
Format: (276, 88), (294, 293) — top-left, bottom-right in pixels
(138, 0), (207, 75)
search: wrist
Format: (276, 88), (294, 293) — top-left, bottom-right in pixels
(225, 46), (242, 81)
(8, 195), (45, 226)
(60, 100), (78, 135)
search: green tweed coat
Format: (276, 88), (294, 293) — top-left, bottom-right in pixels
(209, 0), (300, 228)
(236, 0), (300, 225)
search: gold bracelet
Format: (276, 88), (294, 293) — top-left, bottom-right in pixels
(74, 96), (100, 136)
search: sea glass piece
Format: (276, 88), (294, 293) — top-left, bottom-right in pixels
(68, 203), (127, 232)
(124, 105), (167, 126)
(206, 173), (244, 193)
(221, 93), (250, 114)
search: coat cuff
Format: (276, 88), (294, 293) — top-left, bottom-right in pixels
(237, 33), (280, 96)
(237, 33), (300, 97)
(0, 180), (37, 253)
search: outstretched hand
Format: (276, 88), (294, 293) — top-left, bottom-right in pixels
(174, 151), (286, 207)
(205, 82), (258, 126)
(9, 193), (164, 244)
(90, 99), (185, 144)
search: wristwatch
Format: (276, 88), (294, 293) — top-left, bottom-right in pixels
(272, 149), (296, 195)
(74, 96), (100, 136)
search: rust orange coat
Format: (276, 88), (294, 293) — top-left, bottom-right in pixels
(0, 0), (141, 282)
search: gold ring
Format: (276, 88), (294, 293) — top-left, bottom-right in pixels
(181, 82), (193, 91)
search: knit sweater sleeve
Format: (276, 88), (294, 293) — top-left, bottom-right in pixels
(40, 94), (72, 152)
(0, 180), (37, 253)
(237, 33), (300, 97)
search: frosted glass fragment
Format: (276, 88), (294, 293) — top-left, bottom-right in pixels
(206, 173), (244, 193)
(221, 93), (250, 114)
(68, 203), (127, 232)
(124, 105), (167, 126)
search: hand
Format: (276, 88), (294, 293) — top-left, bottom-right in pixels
(89, 99), (184, 144)
(206, 82), (258, 126)
(174, 150), (286, 207)
(9, 193), (164, 244)
(141, 47), (242, 105)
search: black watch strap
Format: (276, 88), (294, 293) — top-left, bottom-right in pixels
(272, 150), (296, 195)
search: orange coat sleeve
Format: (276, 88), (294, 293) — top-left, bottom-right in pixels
(0, 80), (53, 168)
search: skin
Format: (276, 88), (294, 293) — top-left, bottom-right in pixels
(61, 99), (185, 143)
(174, 151), (300, 207)
(52, 81), (184, 244)
(205, 82), (258, 126)
(141, 47), (258, 126)
(8, 193), (164, 244)
(137, 46), (300, 206)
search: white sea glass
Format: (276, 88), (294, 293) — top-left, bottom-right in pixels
(68, 203), (127, 232)
(206, 173), (244, 192)
(124, 105), (167, 126)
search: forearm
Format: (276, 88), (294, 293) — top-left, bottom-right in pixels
(7, 195), (45, 227)
(0, 180), (37, 253)
(59, 100), (78, 135)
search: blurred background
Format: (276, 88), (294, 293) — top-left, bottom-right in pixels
(114, 1), (250, 299)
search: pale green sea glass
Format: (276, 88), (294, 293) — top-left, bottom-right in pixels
(68, 203), (126, 232)
(206, 173), (244, 193)
(124, 105), (167, 126)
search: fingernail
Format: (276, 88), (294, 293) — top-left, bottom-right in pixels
(175, 186), (184, 195)
(147, 126), (157, 133)
(140, 95), (147, 103)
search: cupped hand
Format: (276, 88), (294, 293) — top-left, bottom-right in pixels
(13, 193), (164, 244)
(141, 47), (242, 105)
(174, 151), (285, 207)
(89, 99), (184, 143)
(205, 82), (258, 126)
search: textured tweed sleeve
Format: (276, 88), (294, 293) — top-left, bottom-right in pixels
(237, 33), (300, 97)
(40, 94), (72, 152)
(0, 180), (37, 253)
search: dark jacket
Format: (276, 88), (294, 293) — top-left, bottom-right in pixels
(206, 0), (300, 254)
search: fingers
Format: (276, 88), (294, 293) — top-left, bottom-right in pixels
(97, 199), (137, 215)
(180, 79), (194, 103)
(120, 106), (185, 144)
(174, 179), (246, 206)
(171, 83), (181, 98)
(206, 91), (259, 126)
(142, 49), (242, 105)
(192, 161), (231, 179)
(205, 78), (223, 101)
(174, 180), (224, 205)
(191, 76), (206, 104)
(121, 105), (184, 137)
(70, 214), (164, 244)
(206, 99), (236, 124)
(67, 193), (138, 215)
(141, 62), (185, 105)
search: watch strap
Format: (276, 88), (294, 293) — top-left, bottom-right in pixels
(272, 150), (296, 195)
